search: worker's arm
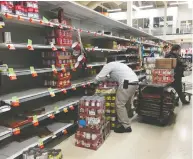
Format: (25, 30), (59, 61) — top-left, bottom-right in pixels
(94, 64), (112, 83)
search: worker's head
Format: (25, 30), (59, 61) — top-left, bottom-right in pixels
(163, 45), (169, 54)
(171, 45), (181, 55)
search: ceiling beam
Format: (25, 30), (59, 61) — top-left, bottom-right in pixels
(86, 1), (104, 9)
(99, 4), (111, 11)
(137, 1), (142, 7)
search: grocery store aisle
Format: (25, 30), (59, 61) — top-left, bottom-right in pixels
(55, 76), (192, 159)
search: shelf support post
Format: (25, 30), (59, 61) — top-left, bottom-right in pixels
(127, 1), (133, 26)
(163, 1), (167, 39)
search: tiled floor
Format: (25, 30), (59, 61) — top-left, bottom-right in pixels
(55, 76), (192, 159)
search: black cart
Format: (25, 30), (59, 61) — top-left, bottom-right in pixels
(134, 82), (176, 125)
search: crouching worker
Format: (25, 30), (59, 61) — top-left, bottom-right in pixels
(94, 61), (138, 133)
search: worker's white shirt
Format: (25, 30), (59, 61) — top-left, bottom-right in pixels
(95, 62), (138, 84)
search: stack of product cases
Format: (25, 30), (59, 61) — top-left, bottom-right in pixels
(75, 96), (111, 150)
(95, 81), (118, 130)
(135, 58), (177, 121)
(42, 51), (77, 88)
(144, 57), (176, 83)
(46, 8), (73, 46)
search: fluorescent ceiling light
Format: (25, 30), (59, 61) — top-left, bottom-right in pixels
(107, 8), (121, 12)
(132, 5), (140, 11)
(138, 5), (153, 9)
(170, 1), (188, 5)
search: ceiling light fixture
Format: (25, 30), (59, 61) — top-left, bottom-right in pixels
(107, 8), (122, 12)
(138, 5), (153, 9)
(170, 1), (188, 5)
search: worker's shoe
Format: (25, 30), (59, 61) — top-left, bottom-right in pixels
(114, 125), (132, 133)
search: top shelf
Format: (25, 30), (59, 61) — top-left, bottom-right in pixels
(38, 1), (171, 44)
(0, 11), (167, 47)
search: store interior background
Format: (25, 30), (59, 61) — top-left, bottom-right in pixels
(0, 1), (192, 159)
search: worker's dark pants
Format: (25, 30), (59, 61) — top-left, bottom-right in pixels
(172, 77), (185, 103)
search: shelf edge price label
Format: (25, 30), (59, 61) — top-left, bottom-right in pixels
(38, 139), (44, 149)
(72, 85), (76, 90)
(69, 105), (74, 110)
(63, 107), (68, 113)
(17, 15), (24, 21)
(13, 127), (20, 135)
(61, 64), (66, 73)
(63, 129), (68, 135)
(50, 43), (57, 51)
(11, 96), (20, 107)
(7, 44), (15, 50)
(30, 66), (38, 77)
(4, 13), (13, 19)
(48, 113), (55, 119)
(54, 106), (60, 114)
(58, 24), (63, 29)
(51, 65), (57, 74)
(48, 88), (55, 97)
(63, 89), (67, 94)
(8, 68), (17, 80)
(61, 47), (66, 51)
(27, 39), (34, 50)
(33, 115), (39, 126)
(0, 21), (5, 28)
(43, 16), (49, 24)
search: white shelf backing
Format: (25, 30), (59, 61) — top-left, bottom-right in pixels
(0, 43), (71, 50)
(141, 42), (160, 47)
(1, 77), (94, 104)
(79, 30), (136, 43)
(87, 60), (125, 67)
(36, 96), (81, 121)
(0, 126), (12, 142)
(85, 47), (126, 53)
(0, 123), (73, 159)
(1, 67), (64, 76)
(108, 54), (139, 57)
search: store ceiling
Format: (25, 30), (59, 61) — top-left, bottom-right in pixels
(76, 1), (188, 12)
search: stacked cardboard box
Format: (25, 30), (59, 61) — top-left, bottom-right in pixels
(95, 81), (118, 130)
(75, 96), (110, 150)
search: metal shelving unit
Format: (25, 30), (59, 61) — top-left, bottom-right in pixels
(0, 123), (74, 159)
(0, 43), (71, 50)
(1, 77), (94, 105)
(0, 96), (80, 142)
(0, 1), (172, 157)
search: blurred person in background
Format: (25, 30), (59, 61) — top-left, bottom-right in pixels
(165, 45), (189, 105)
(163, 45), (170, 57)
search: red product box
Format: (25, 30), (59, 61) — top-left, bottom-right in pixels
(152, 69), (174, 76)
(75, 133), (103, 150)
(152, 75), (174, 83)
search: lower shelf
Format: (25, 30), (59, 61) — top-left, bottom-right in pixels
(0, 96), (81, 142)
(0, 122), (74, 159)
